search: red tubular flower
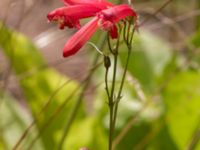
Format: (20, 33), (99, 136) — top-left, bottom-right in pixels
(48, 0), (137, 57)
(63, 17), (99, 57)
(47, 5), (102, 29)
(62, 4), (137, 57)
(98, 4), (137, 29)
(98, 4), (137, 38)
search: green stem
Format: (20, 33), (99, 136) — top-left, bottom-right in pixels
(108, 53), (118, 150)
(107, 26), (122, 150)
(123, 22), (128, 45)
(105, 67), (110, 98)
(110, 54), (118, 100)
(113, 46), (132, 133)
(118, 45), (131, 98)
(107, 33), (115, 54)
(109, 102), (114, 150)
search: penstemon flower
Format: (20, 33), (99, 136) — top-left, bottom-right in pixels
(47, 0), (137, 57)
(47, 5), (102, 29)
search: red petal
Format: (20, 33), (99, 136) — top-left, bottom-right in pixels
(100, 4), (137, 23)
(63, 17), (99, 57)
(62, 0), (113, 8)
(47, 5), (101, 29)
(109, 25), (118, 39)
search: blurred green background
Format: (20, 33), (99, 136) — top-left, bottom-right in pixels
(0, 0), (200, 150)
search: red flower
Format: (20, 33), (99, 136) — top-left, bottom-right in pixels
(47, 0), (137, 57)
(63, 17), (99, 57)
(63, 4), (137, 57)
(47, 5), (102, 29)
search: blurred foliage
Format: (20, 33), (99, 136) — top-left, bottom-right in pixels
(0, 23), (106, 150)
(0, 93), (43, 150)
(119, 30), (172, 91)
(1, 0), (200, 149)
(163, 72), (200, 150)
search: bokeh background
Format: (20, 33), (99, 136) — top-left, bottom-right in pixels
(0, 0), (200, 150)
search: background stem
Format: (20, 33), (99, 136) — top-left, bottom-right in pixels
(57, 33), (107, 150)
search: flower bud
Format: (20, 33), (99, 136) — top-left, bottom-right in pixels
(104, 56), (111, 69)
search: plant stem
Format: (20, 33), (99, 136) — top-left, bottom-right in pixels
(105, 67), (110, 98)
(113, 45), (132, 136)
(108, 53), (118, 150)
(109, 102), (114, 150)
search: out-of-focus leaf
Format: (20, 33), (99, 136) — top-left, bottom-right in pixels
(63, 117), (107, 150)
(0, 92), (44, 150)
(116, 121), (152, 150)
(0, 23), (84, 149)
(163, 71), (200, 149)
(119, 30), (172, 90)
(147, 121), (179, 150)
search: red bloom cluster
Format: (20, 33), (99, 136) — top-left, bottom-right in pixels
(47, 0), (137, 57)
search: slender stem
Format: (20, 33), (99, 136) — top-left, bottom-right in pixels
(109, 102), (114, 150)
(123, 22), (128, 45)
(126, 18), (132, 43)
(129, 26), (136, 44)
(105, 67), (110, 98)
(108, 53), (118, 150)
(118, 47), (131, 97)
(107, 25), (123, 150)
(107, 33), (115, 54)
(113, 46), (132, 134)
(111, 57), (118, 96)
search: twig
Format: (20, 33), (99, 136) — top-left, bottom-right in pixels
(139, 0), (174, 27)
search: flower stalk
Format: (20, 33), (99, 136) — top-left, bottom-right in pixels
(104, 22), (136, 150)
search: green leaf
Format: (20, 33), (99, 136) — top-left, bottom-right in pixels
(0, 92), (44, 150)
(147, 120), (179, 150)
(0, 23), (84, 149)
(116, 121), (152, 150)
(163, 71), (200, 149)
(63, 117), (107, 150)
(0, 24), (45, 74)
